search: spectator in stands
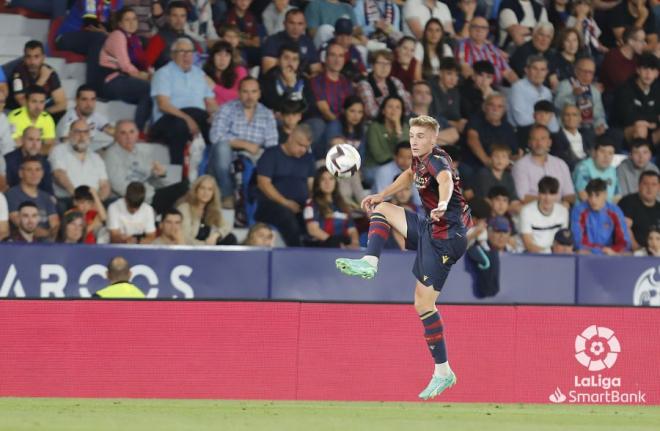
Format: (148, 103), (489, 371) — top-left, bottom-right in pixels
(497, 0), (550, 49)
(487, 187), (518, 232)
(356, 50), (411, 120)
(303, 167), (360, 248)
(465, 92), (518, 168)
(5, 156), (59, 241)
(571, 178), (631, 255)
(554, 57), (607, 145)
(600, 27), (646, 94)
(217, 24), (245, 64)
(4, 127), (53, 194)
(176, 175), (237, 245)
(210, 76), (278, 203)
(565, 0), (605, 58)
(70, 185), (105, 244)
(551, 228), (575, 254)
(8, 86), (56, 151)
(365, 95), (409, 173)
(618, 171), (660, 250)
(276, 100), (306, 144)
(304, 0), (358, 42)
(3, 201), (42, 243)
(510, 22), (558, 89)
(102, 119), (166, 202)
(408, 81), (459, 145)
(150, 37), (218, 165)
(416, 18), (453, 81)
(372, 142), (420, 208)
(634, 225), (660, 256)
(222, 0), (261, 66)
(391, 37), (422, 91)
(613, 54), (659, 146)
(517, 99), (558, 150)
(57, 210), (86, 244)
(57, 85), (114, 149)
(204, 40), (248, 107)
(403, 0), (455, 39)
(471, 144), (521, 210)
(319, 18), (367, 83)
(430, 57), (466, 133)
(324, 96), (367, 155)
(520, 176), (569, 253)
(150, 1), (218, 43)
(605, 0), (657, 49)
(261, 9), (321, 76)
(513, 124), (576, 205)
(553, 27), (584, 83)
(99, 6), (152, 132)
(509, 55), (557, 137)
(0, 94), (12, 157)
(146, 1), (201, 70)
(50, 119), (110, 202)
(617, 139), (659, 197)
(573, 137), (620, 202)
(255, 124), (315, 247)
(7, 41), (67, 122)
(455, 16), (518, 85)
(55, 1), (121, 90)
(453, 0), (487, 38)
(242, 222), (275, 247)
(262, 0), (294, 36)
(152, 207), (185, 245)
(353, 0), (402, 46)
(486, 215), (515, 252)
(551, 103), (589, 170)
(259, 42), (306, 112)
(307, 41), (354, 158)
(546, 0), (570, 32)
(459, 60), (495, 120)
(107, 181), (156, 244)
(0, 191), (7, 240)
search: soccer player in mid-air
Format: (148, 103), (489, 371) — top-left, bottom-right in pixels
(336, 115), (471, 400)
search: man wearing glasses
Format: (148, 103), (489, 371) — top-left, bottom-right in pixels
(150, 38), (218, 167)
(455, 17), (519, 85)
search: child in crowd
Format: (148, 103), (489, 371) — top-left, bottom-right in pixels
(71, 186), (107, 244)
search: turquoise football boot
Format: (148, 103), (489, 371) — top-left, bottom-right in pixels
(418, 371), (457, 400)
(335, 257), (377, 280)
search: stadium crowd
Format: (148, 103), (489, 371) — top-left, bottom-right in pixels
(0, 0), (658, 257)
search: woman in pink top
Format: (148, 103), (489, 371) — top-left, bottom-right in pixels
(202, 41), (248, 107)
(99, 7), (152, 130)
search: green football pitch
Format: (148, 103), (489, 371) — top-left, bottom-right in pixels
(1, 398), (659, 431)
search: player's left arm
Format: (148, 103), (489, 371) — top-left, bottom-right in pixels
(430, 170), (454, 222)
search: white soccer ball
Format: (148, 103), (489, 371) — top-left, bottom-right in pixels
(325, 144), (361, 178)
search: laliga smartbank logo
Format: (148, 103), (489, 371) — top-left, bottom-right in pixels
(548, 325), (647, 404)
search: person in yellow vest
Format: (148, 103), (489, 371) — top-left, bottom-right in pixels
(93, 256), (146, 299)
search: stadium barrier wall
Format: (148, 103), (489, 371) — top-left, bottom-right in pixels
(0, 301), (657, 405)
(0, 244), (657, 305)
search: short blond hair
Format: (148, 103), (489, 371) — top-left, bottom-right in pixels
(409, 115), (439, 134)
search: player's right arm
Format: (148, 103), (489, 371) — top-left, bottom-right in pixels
(361, 168), (414, 211)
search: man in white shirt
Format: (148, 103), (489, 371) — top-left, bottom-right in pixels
(551, 104), (588, 170)
(498, 0), (549, 48)
(49, 119), (110, 201)
(520, 176), (569, 253)
(56, 84), (114, 150)
(403, 0), (455, 39)
(107, 181), (156, 244)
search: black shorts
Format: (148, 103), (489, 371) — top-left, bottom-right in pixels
(404, 210), (468, 291)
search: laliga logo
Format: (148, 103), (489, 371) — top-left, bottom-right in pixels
(633, 265), (660, 306)
(575, 325), (620, 371)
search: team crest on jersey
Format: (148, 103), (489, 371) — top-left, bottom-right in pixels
(414, 173), (429, 189)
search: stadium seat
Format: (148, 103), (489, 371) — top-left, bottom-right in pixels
(61, 78), (80, 99)
(0, 35), (31, 56)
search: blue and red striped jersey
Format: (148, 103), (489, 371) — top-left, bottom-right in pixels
(412, 145), (472, 239)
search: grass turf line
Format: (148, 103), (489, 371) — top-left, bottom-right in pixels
(1, 398), (659, 431)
